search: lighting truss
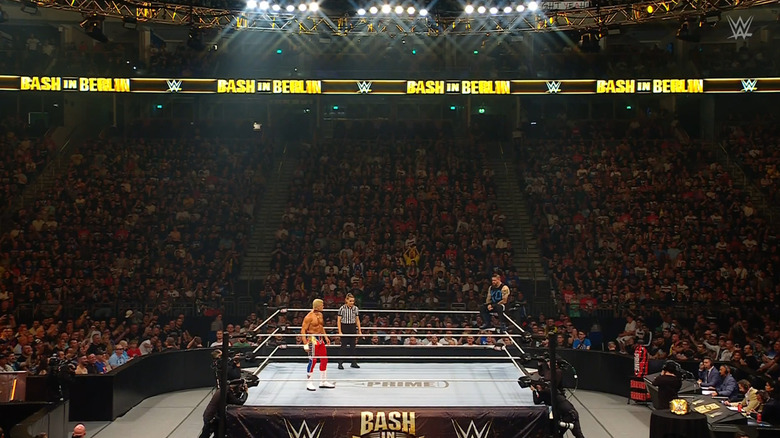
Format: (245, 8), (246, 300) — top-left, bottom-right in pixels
(7, 0), (776, 34)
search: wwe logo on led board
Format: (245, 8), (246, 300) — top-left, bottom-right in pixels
(741, 79), (757, 92)
(546, 81), (561, 94)
(727, 16), (753, 40)
(356, 81), (373, 94)
(166, 79), (182, 93)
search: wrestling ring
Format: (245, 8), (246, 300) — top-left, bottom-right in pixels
(222, 307), (565, 438)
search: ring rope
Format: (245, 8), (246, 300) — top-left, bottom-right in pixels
(248, 355), (526, 360)
(285, 308), (480, 314)
(285, 326), (506, 332)
(251, 327), (281, 355)
(251, 345), (281, 376)
(252, 308), (282, 333)
(247, 378), (531, 383)
(253, 344), (510, 349)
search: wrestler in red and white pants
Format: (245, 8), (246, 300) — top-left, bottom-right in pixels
(305, 335), (334, 390)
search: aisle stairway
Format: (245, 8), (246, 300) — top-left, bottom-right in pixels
(486, 142), (546, 282)
(239, 144), (298, 283)
(711, 142), (780, 225)
(486, 142), (552, 312)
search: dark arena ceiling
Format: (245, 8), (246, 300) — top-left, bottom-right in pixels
(3, 0), (778, 34)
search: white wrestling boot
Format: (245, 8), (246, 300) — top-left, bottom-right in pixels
(306, 374), (316, 391)
(319, 370), (335, 389)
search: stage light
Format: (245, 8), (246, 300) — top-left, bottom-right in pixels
(81, 15), (108, 43)
(186, 26), (204, 50)
(473, 50), (479, 54)
(419, 8), (427, 16)
(528, 1), (538, 11)
(407, 6), (415, 14)
(357, 8), (366, 15)
(395, 5), (403, 13)
(676, 20), (700, 42)
(382, 4), (391, 13)
(285, 5), (294, 12)
(247, 0), (257, 9)
(259, 1), (269, 9)
(578, 32), (600, 52)
(156, 104), (163, 109)
(411, 48), (417, 54)
(276, 48), (283, 54)
(308, 2), (318, 11)
(626, 105), (632, 110)
(477, 6), (486, 14)
(489, 6), (498, 14)
(516, 5), (525, 12)
(503, 6), (512, 13)
(272, 4), (281, 11)
(369, 6), (378, 14)
(703, 11), (720, 24)
(478, 107), (486, 114)
(21, 0), (38, 14)
(332, 105), (339, 110)
(465, 4), (474, 13)
(298, 4), (307, 11)
(450, 105), (456, 110)
(123, 16), (138, 29)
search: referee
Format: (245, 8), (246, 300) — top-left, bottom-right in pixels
(337, 293), (362, 369)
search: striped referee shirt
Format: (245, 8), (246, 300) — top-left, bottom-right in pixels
(337, 305), (359, 324)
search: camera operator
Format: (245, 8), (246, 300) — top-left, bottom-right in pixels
(532, 382), (585, 438)
(530, 359), (584, 438)
(199, 379), (248, 438)
(45, 354), (76, 401)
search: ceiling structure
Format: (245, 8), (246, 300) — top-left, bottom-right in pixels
(5, 0), (778, 35)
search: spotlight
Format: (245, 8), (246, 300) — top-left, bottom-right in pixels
(578, 32), (600, 52)
(81, 15), (108, 43)
(246, 0), (257, 8)
(516, 4), (525, 12)
(676, 20), (700, 42)
(21, 0), (38, 15)
(357, 8), (366, 15)
(419, 8), (427, 16)
(308, 2), (318, 11)
(646, 5), (654, 13)
(465, 5), (474, 14)
(272, 4), (281, 11)
(395, 5), (403, 14)
(381, 4), (391, 13)
(528, 1), (538, 11)
(122, 16), (138, 29)
(703, 11), (720, 24)
(259, 1), (269, 10)
(489, 6), (498, 14)
(286, 4), (295, 12)
(369, 6), (378, 14)
(298, 4), (306, 11)
(407, 6), (415, 14)
(503, 6), (512, 13)
(477, 6), (486, 14)
(187, 26), (205, 50)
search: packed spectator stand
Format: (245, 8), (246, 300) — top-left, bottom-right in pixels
(721, 116), (780, 204)
(0, 125), (271, 377)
